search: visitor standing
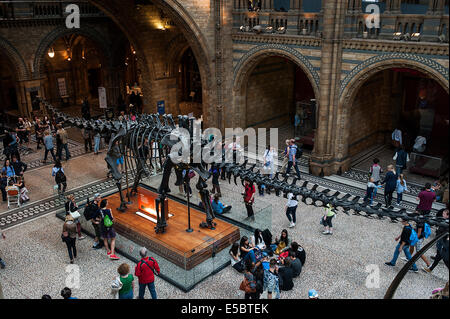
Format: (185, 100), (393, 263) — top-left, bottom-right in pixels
(416, 183), (436, 215)
(396, 174), (408, 206)
(382, 165), (397, 207)
(81, 97), (91, 121)
(81, 127), (93, 153)
(93, 129), (101, 155)
(391, 128), (402, 148)
(43, 130), (57, 163)
(285, 193), (298, 228)
(210, 164), (221, 195)
(262, 145), (275, 178)
(263, 259), (280, 299)
(284, 139), (301, 179)
(135, 247), (160, 299)
(100, 199), (119, 260)
(243, 179), (256, 221)
(117, 263), (134, 299)
(385, 218), (419, 273)
(34, 117), (44, 150)
(89, 193), (103, 249)
(56, 124), (71, 161)
(65, 195), (85, 240)
(242, 262), (258, 299)
(322, 204), (336, 235)
(52, 160), (67, 195)
(364, 177), (381, 205)
(369, 158), (383, 196)
(393, 145), (409, 175)
(2, 159), (16, 178)
(423, 209), (449, 273)
(279, 140), (290, 173)
(61, 214), (77, 264)
(10, 155), (27, 177)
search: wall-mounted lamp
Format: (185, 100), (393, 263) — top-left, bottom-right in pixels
(48, 47), (55, 58)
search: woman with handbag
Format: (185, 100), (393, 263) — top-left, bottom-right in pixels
(240, 262), (257, 299)
(62, 215), (77, 264)
(65, 195), (85, 240)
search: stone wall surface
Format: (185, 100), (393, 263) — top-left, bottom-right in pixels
(0, 0), (448, 175)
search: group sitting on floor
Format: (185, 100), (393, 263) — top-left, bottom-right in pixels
(230, 229), (306, 298)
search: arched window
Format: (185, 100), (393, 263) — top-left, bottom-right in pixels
(404, 22), (409, 34)
(397, 22), (402, 32)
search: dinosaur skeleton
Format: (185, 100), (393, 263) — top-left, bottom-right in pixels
(42, 101), (449, 232)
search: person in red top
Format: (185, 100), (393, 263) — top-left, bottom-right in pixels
(135, 247), (160, 299)
(416, 183), (436, 215)
(243, 179), (256, 221)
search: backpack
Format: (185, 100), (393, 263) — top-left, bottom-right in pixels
(423, 223), (431, 239)
(295, 145), (303, 159)
(55, 169), (66, 184)
(83, 200), (95, 221)
(103, 210), (113, 228)
(239, 274), (256, 294)
(407, 226), (419, 246)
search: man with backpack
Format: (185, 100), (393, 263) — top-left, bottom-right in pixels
(284, 139), (302, 179)
(385, 217), (419, 273)
(83, 193), (104, 249)
(135, 247), (160, 299)
(403, 218), (432, 268)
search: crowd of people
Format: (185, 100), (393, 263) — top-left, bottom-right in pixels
(231, 228), (307, 299)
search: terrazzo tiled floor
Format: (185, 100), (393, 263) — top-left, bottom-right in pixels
(0, 136), (447, 299)
(0, 166), (447, 299)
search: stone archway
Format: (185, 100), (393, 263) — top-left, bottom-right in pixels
(32, 25), (113, 80)
(233, 44), (320, 128)
(88, 0), (213, 124)
(335, 54), (449, 163)
(0, 36), (30, 81)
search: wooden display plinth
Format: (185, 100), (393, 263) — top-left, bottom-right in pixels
(104, 186), (240, 270)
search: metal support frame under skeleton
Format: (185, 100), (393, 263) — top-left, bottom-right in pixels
(43, 101), (449, 234)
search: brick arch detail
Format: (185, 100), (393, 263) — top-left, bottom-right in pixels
(88, 0), (212, 122)
(0, 36), (30, 81)
(340, 53), (449, 103)
(232, 44), (320, 127)
(233, 44), (320, 96)
(336, 54), (449, 160)
(33, 25), (113, 79)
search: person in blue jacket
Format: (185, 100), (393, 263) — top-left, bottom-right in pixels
(382, 165), (398, 207)
(211, 194), (231, 215)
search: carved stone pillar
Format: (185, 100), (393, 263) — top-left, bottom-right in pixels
(310, 0), (348, 176)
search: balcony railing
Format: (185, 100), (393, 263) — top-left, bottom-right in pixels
(0, 1), (103, 20)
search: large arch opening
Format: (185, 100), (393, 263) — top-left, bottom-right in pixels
(0, 50), (20, 126)
(34, 23), (139, 118)
(236, 55), (317, 149)
(177, 47), (203, 118)
(347, 67), (449, 185)
(88, 0), (211, 124)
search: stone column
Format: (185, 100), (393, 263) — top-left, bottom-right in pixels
(310, 0), (348, 176)
(391, 0), (401, 14)
(427, 0), (445, 15)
